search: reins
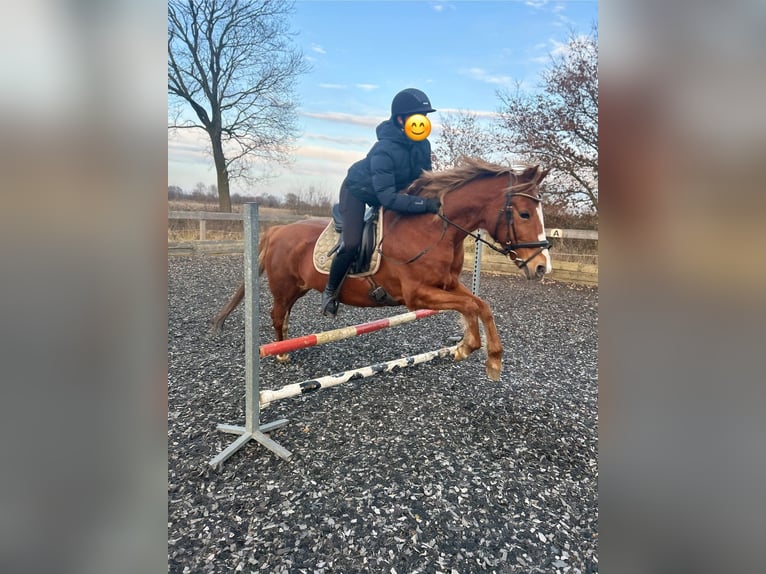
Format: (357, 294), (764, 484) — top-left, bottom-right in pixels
(376, 214), (449, 265)
(436, 213), (503, 256)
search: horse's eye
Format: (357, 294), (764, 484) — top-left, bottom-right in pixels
(520, 212), (531, 220)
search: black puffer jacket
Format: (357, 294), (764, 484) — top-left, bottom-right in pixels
(343, 119), (433, 214)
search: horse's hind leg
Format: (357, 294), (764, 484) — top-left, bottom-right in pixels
(454, 310), (482, 363)
(270, 287), (309, 363)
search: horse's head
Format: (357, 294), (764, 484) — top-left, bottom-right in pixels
(409, 157), (553, 280)
(495, 165), (552, 280)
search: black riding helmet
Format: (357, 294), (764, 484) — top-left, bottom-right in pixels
(390, 88), (436, 118)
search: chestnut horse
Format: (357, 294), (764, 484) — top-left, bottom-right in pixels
(211, 158), (551, 380)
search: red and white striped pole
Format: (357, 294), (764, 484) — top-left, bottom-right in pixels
(259, 309), (441, 358)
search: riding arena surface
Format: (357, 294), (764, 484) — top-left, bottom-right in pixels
(168, 254), (598, 573)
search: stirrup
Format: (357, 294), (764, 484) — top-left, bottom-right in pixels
(321, 290), (340, 318)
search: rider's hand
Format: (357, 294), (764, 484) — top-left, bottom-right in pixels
(425, 198), (441, 214)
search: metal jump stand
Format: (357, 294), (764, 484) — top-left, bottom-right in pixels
(210, 204), (292, 466)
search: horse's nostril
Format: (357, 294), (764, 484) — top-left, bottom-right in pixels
(536, 264), (546, 278)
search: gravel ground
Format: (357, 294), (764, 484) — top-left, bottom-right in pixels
(168, 254), (598, 574)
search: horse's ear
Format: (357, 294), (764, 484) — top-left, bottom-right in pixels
(537, 167), (551, 184)
(519, 164), (539, 181)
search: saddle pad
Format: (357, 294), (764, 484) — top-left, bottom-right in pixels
(312, 208), (384, 277)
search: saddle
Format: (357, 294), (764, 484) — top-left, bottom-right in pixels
(313, 205), (384, 277)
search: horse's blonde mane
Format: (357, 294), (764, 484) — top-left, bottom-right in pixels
(408, 157), (523, 199)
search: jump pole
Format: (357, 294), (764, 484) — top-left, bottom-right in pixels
(260, 344), (459, 408)
(210, 203), (292, 467)
(260, 309), (441, 358)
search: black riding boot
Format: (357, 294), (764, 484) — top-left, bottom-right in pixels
(321, 249), (355, 317)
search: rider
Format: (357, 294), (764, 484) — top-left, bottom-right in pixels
(320, 88), (442, 317)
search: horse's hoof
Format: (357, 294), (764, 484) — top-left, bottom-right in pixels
(276, 353), (290, 363)
(486, 362), (501, 381)
(454, 345), (471, 362)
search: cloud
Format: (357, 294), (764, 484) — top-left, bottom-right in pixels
(430, 1), (456, 12)
(461, 67), (514, 88)
(437, 108), (501, 119)
(549, 35), (591, 59)
(550, 39), (570, 58)
(524, 1), (573, 27)
(168, 129), (210, 164)
(299, 111), (381, 128)
(529, 34), (587, 65)
(317, 83), (378, 92)
(311, 44), (326, 54)
(303, 132), (372, 147)
(293, 145), (365, 166)
(167, 125), (365, 195)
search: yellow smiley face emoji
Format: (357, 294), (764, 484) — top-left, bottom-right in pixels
(404, 114), (431, 141)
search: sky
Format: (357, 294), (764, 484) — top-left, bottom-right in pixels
(168, 0), (598, 200)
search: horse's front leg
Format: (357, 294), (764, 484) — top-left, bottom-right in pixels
(451, 284), (503, 380)
(407, 284), (502, 381)
(474, 297), (503, 381)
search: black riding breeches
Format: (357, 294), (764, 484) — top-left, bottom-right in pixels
(338, 182), (366, 252)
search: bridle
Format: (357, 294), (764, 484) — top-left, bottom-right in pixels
(438, 179), (551, 271)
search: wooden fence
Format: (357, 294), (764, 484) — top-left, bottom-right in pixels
(168, 210), (597, 285)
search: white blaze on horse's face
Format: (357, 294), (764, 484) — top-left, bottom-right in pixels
(537, 202), (552, 274)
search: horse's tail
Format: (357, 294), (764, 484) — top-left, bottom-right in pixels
(209, 226), (276, 334)
(257, 225), (274, 277)
(209, 282), (245, 335)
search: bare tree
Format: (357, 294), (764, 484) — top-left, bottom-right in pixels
(193, 181), (209, 199)
(168, 0), (309, 212)
(431, 110), (498, 171)
(496, 27), (598, 212)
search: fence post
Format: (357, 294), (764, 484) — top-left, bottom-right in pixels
(199, 219), (206, 241)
